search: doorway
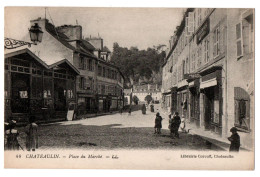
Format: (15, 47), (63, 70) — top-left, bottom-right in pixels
(204, 87), (214, 130)
(54, 79), (67, 111)
(11, 73), (30, 113)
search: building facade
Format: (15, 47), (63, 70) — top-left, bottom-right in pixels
(132, 84), (162, 104)
(4, 49), (79, 123)
(162, 8), (254, 150)
(5, 17), (124, 121)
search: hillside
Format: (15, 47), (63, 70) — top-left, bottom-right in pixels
(110, 42), (166, 88)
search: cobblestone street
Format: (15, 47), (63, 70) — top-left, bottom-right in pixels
(17, 105), (224, 151)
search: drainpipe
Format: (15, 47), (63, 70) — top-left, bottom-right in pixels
(224, 13), (228, 137)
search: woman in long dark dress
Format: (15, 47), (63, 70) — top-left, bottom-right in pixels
(150, 104), (154, 112)
(25, 116), (39, 151)
(142, 104), (146, 114)
(154, 113), (163, 134)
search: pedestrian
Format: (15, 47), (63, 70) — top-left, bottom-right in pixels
(142, 104), (146, 114)
(128, 106), (132, 116)
(5, 119), (20, 151)
(168, 113), (174, 136)
(25, 115), (38, 151)
(150, 104), (154, 112)
(172, 112), (181, 138)
(120, 107), (123, 115)
(228, 127), (240, 152)
(180, 115), (186, 132)
(154, 112), (163, 134)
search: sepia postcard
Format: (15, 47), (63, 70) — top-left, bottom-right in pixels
(3, 6), (255, 170)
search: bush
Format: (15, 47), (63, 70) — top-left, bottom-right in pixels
(132, 95), (139, 105)
(145, 95), (153, 104)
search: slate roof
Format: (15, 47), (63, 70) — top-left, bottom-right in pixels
(45, 21), (96, 59)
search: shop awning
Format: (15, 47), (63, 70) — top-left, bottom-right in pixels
(188, 81), (195, 87)
(162, 89), (171, 95)
(200, 78), (217, 89)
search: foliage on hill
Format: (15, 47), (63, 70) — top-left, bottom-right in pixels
(110, 42), (166, 88)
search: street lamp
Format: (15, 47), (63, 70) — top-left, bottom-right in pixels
(4, 23), (44, 49)
(29, 23), (43, 44)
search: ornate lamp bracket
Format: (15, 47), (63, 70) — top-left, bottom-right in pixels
(4, 37), (33, 49)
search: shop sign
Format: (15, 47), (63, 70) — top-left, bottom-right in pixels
(196, 19), (210, 44)
(184, 73), (201, 80)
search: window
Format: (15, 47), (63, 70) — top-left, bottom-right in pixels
(197, 47), (202, 68)
(103, 67), (106, 77)
(67, 80), (75, 99)
(43, 78), (52, 98)
(241, 11), (254, 56)
(213, 26), (220, 58)
(101, 85), (105, 94)
(234, 87), (250, 131)
(32, 76), (42, 98)
(236, 23), (243, 58)
(197, 8), (202, 27)
(98, 65), (102, 76)
(111, 70), (114, 79)
(79, 57), (86, 70)
(204, 38), (210, 63)
(88, 59), (93, 71)
(79, 77), (85, 89)
(186, 57), (189, 74)
(191, 50), (196, 72)
(85, 77), (92, 90)
(98, 84), (101, 94)
(182, 60), (185, 80)
(188, 12), (194, 33)
(115, 72), (118, 80)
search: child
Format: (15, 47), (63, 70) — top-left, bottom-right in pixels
(228, 127), (240, 152)
(180, 115), (186, 132)
(154, 112), (163, 134)
(25, 115), (38, 151)
(5, 119), (20, 151)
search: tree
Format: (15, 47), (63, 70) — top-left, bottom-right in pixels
(110, 42), (165, 87)
(145, 94), (153, 104)
(132, 95), (139, 105)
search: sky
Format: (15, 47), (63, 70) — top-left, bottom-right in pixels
(5, 7), (185, 51)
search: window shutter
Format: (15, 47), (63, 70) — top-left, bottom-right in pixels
(219, 24), (225, 55)
(78, 77), (81, 89)
(92, 60), (95, 71)
(83, 58), (86, 70)
(188, 12), (194, 33)
(83, 77), (87, 90)
(186, 17), (191, 36)
(213, 30), (217, 57)
(242, 19), (250, 54)
(236, 23), (243, 58)
(79, 58), (82, 69)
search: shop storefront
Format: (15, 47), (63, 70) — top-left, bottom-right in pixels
(4, 49), (79, 123)
(162, 90), (171, 113)
(199, 67), (223, 135)
(187, 79), (200, 126)
(177, 80), (188, 118)
(170, 87), (177, 114)
(77, 93), (96, 115)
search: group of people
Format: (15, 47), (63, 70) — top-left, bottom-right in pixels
(4, 115), (39, 151)
(154, 111), (182, 138)
(153, 111), (240, 152)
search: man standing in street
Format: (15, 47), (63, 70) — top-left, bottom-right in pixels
(172, 112), (181, 138)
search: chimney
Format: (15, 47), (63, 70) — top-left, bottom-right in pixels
(56, 25), (82, 40)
